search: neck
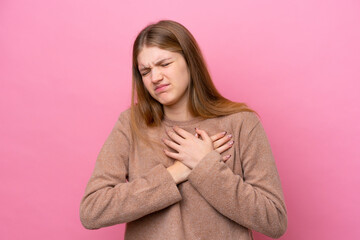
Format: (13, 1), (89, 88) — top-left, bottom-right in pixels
(163, 94), (195, 122)
(164, 107), (195, 122)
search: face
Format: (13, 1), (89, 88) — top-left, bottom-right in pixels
(137, 46), (191, 107)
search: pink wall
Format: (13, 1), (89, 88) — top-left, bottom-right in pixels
(1, 0), (359, 239)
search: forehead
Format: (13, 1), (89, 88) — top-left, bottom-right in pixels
(137, 46), (175, 66)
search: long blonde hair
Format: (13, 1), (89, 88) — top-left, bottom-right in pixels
(130, 19), (258, 146)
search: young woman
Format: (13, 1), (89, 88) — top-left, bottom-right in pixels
(80, 20), (288, 240)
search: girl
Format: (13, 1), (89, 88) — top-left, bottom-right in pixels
(80, 19), (287, 240)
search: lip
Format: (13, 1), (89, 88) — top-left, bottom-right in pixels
(155, 84), (170, 93)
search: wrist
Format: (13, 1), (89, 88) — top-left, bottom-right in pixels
(166, 165), (181, 184)
(167, 161), (191, 184)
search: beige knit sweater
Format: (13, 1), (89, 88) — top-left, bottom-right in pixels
(79, 108), (288, 239)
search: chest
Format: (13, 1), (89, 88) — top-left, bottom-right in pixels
(127, 123), (245, 181)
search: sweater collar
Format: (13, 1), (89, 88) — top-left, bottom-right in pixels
(162, 115), (204, 127)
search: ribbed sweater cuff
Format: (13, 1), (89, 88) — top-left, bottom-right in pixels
(149, 163), (183, 204)
(187, 150), (223, 186)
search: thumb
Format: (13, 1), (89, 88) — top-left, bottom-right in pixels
(195, 128), (211, 143)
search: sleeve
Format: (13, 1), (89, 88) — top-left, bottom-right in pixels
(187, 114), (288, 239)
(79, 110), (183, 230)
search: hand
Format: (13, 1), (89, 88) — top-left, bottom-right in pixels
(206, 131), (234, 161)
(166, 129), (234, 184)
(162, 126), (214, 169)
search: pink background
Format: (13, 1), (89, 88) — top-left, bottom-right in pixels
(1, 0), (359, 239)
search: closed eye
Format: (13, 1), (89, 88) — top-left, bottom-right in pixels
(141, 62), (171, 76)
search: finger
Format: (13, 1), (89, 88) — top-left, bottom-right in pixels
(162, 138), (181, 152)
(166, 130), (185, 144)
(163, 149), (181, 160)
(215, 140), (234, 154)
(213, 134), (232, 149)
(210, 131), (227, 142)
(173, 126), (194, 139)
(195, 133), (199, 138)
(222, 155), (231, 161)
(195, 128), (211, 143)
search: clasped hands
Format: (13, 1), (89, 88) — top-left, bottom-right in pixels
(162, 126), (234, 169)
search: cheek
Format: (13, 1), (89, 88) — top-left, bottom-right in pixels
(179, 72), (190, 90)
(178, 65), (190, 87)
(142, 79), (159, 99)
(142, 79), (152, 92)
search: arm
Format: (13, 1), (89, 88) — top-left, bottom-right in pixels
(187, 114), (288, 238)
(167, 132), (234, 184)
(79, 111), (182, 230)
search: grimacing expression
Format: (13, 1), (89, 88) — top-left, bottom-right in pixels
(137, 46), (191, 107)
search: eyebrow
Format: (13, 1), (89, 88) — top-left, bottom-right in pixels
(139, 57), (172, 71)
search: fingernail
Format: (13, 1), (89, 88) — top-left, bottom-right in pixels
(195, 127), (199, 130)
(229, 140), (234, 145)
(222, 131), (227, 135)
(226, 154), (231, 159)
(228, 134), (232, 138)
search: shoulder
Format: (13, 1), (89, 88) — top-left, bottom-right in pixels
(221, 111), (261, 132)
(113, 107), (132, 137)
(118, 107), (131, 120)
(115, 107), (132, 129)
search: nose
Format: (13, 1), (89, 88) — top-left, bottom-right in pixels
(151, 68), (163, 83)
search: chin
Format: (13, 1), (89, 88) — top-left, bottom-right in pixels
(157, 97), (177, 106)
(158, 100), (176, 106)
